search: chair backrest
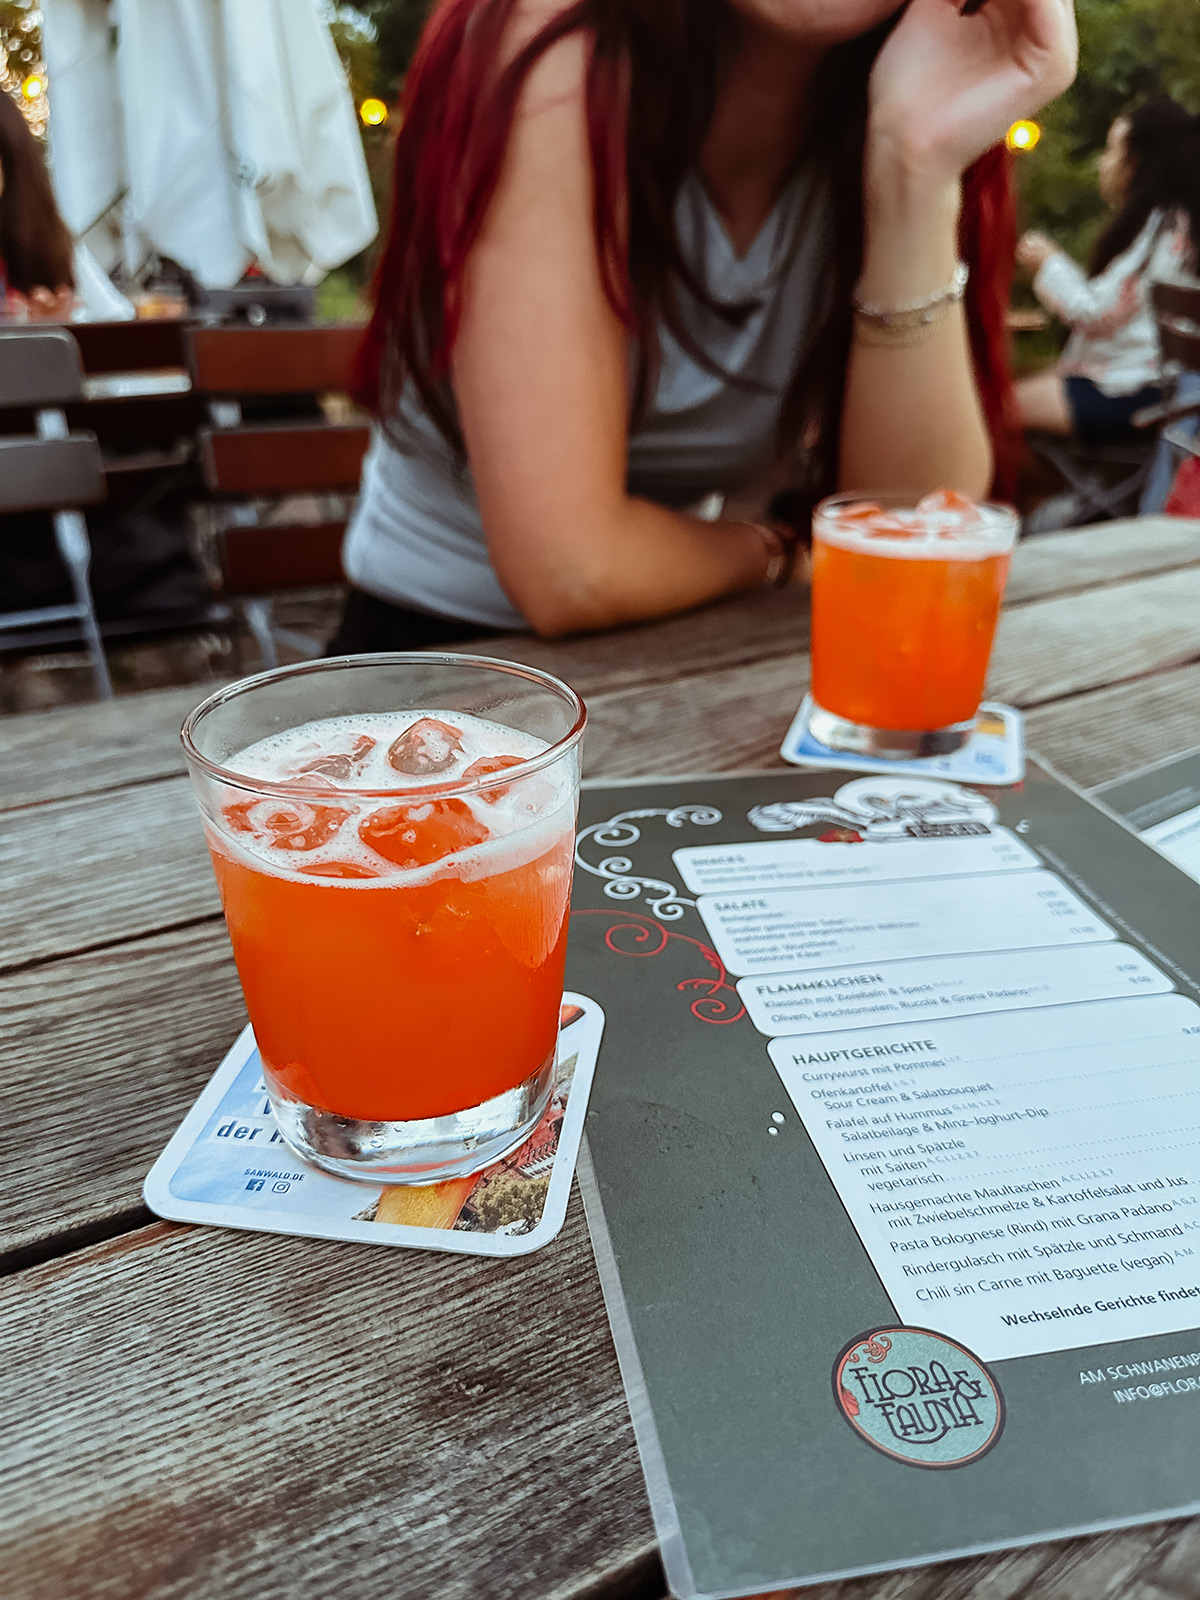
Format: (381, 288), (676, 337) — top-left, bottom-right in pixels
(1152, 279), (1200, 369)
(69, 319), (191, 376)
(0, 436), (106, 514)
(186, 325), (363, 396)
(0, 328), (86, 409)
(184, 325), (368, 596)
(201, 424), (369, 496)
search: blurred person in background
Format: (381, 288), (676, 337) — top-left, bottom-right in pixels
(0, 93), (132, 324)
(332, 0), (1076, 652)
(1015, 96), (1200, 442)
(0, 91), (75, 321)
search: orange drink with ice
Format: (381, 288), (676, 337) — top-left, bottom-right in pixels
(809, 491), (1018, 758)
(182, 656), (585, 1185)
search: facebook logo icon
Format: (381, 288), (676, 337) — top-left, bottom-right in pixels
(245, 1178), (266, 1192)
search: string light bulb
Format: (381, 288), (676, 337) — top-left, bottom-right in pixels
(20, 74), (46, 101)
(359, 98), (388, 127)
(1006, 120), (1041, 152)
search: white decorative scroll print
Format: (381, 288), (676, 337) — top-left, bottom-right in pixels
(574, 806), (722, 920)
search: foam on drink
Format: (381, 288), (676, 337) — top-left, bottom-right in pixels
(209, 711), (569, 886)
(818, 491), (1014, 560)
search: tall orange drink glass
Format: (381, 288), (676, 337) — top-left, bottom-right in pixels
(182, 655), (586, 1184)
(808, 491), (1019, 758)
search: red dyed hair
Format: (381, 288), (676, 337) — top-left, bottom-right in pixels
(355, 0), (1021, 502)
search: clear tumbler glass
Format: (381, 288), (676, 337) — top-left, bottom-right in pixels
(808, 491), (1019, 759)
(182, 653), (585, 1185)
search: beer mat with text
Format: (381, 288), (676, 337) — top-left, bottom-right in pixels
(781, 696), (1024, 785)
(144, 994), (603, 1257)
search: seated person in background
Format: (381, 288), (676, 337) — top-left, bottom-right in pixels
(330, 0), (1075, 652)
(0, 94), (133, 324)
(0, 93), (75, 321)
(1015, 97), (1200, 442)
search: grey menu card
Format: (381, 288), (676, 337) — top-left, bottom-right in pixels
(565, 762), (1200, 1597)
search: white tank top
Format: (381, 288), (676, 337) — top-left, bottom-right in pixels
(342, 167), (830, 628)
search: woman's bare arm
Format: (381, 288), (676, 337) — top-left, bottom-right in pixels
(451, 35), (772, 638)
(840, 0), (1077, 496)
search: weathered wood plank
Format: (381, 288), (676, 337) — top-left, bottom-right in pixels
(1003, 516), (1200, 607)
(1025, 662), (1200, 792)
(0, 1209), (658, 1600)
(460, 572), (811, 697)
(0, 922), (244, 1266)
(583, 652), (805, 779)
(0, 683), (217, 812)
(988, 565), (1200, 708)
(0, 777), (218, 971)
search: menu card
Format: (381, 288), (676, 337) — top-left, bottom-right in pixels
(567, 763), (1200, 1597)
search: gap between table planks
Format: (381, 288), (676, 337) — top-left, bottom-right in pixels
(4, 517), (1200, 1600)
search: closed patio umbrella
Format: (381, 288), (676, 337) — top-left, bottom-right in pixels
(40, 0), (377, 289)
(39, 0), (124, 270)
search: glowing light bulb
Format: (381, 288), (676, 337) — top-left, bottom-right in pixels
(20, 74), (46, 101)
(1006, 120), (1041, 152)
(359, 98), (388, 127)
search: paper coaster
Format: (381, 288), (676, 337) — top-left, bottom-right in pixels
(144, 994), (604, 1257)
(781, 697), (1025, 785)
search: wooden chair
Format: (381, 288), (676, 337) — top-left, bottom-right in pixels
(185, 325), (368, 667)
(0, 329), (112, 697)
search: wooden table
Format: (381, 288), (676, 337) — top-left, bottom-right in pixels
(4, 515), (1200, 1600)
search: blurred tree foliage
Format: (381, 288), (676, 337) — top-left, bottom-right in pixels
(0, 0), (41, 84)
(334, 0), (434, 100)
(1, 0), (46, 132)
(1017, 0), (1200, 261)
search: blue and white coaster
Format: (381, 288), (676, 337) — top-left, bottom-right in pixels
(781, 697), (1025, 785)
(144, 994), (603, 1257)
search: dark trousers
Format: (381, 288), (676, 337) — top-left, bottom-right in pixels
(326, 587), (502, 656)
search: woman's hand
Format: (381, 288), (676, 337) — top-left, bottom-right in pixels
(24, 285), (76, 322)
(867, 0), (1077, 182)
(1016, 229), (1058, 272)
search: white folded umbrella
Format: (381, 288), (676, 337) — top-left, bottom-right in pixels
(40, 0), (124, 270)
(41, 0), (378, 289)
(221, 0), (379, 286)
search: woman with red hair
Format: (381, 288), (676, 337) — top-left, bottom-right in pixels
(332, 0), (1075, 651)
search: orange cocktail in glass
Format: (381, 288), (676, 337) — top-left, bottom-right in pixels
(809, 490), (1018, 758)
(182, 655), (585, 1185)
